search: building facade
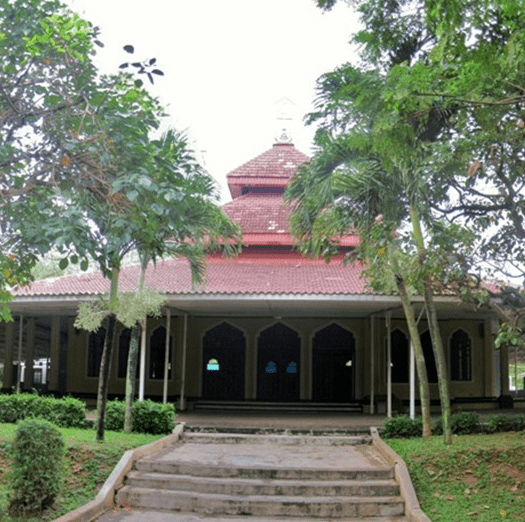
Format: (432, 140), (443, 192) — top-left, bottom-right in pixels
(0, 138), (509, 412)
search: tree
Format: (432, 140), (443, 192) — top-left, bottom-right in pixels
(289, 0), (501, 442)
(1, 1), (240, 440)
(287, 134), (435, 437)
(316, 0), (525, 343)
(0, 0), (96, 318)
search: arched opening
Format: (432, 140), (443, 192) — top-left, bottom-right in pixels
(257, 322), (300, 402)
(118, 328), (140, 379)
(312, 323), (355, 402)
(202, 322), (245, 400)
(87, 328), (106, 378)
(390, 329), (409, 384)
(149, 326), (172, 380)
(420, 330), (438, 383)
(450, 329), (472, 381)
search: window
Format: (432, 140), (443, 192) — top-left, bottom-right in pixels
(206, 358), (219, 371)
(450, 329), (472, 381)
(87, 328), (106, 377)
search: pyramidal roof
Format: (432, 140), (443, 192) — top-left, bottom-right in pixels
(226, 141), (310, 199)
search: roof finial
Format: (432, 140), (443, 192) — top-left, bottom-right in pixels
(275, 128), (293, 144)
(274, 97), (295, 144)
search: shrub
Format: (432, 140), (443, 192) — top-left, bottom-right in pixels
(0, 393), (86, 428)
(485, 413), (525, 433)
(0, 393), (37, 423)
(8, 418), (64, 517)
(132, 399), (175, 434)
(51, 396), (87, 428)
(105, 399), (125, 431)
(433, 411), (480, 435)
(381, 415), (423, 439)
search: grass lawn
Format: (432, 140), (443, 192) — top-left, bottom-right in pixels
(0, 423), (163, 522)
(388, 432), (525, 521)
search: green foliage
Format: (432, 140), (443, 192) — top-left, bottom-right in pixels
(388, 432), (525, 522)
(0, 423), (163, 521)
(0, 394), (86, 428)
(100, 399), (175, 434)
(381, 415), (423, 439)
(485, 414), (525, 434)
(116, 288), (165, 328)
(105, 399), (125, 432)
(74, 288), (165, 331)
(433, 411), (480, 435)
(131, 399), (175, 435)
(494, 322), (525, 349)
(74, 299), (108, 332)
(8, 419), (64, 517)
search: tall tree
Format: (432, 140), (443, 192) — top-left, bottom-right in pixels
(292, 0), (495, 442)
(315, 0), (525, 343)
(287, 136), (435, 437)
(1, 1), (240, 440)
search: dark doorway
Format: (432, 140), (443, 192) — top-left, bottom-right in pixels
(149, 327), (173, 380)
(420, 330), (438, 383)
(202, 322), (246, 400)
(257, 323), (300, 402)
(312, 323), (355, 402)
(391, 329), (409, 383)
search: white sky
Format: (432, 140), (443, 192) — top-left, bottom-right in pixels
(63, 0), (360, 201)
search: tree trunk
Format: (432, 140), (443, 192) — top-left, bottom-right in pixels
(95, 267), (120, 442)
(409, 204), (452, 444)
(123, 323), (141, 433)
(124, 254), (149, 430)
(96, 313), (117, 441)
(424, 280), (452, 444)
(393, 270), (432, 438)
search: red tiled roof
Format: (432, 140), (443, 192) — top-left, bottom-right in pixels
(227, 143), (309, 199)
(14, 255), (370, 297)
(227, 143), (309, 180)
(222, 193), (290, 235)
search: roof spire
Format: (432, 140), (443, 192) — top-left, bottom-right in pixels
(274, 97), (295, 145)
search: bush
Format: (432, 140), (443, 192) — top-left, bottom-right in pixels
(485, 413), (525, 433)
(8, 418), (64, 517)
(381, 415), (423, 439)
(0, 393), (87, 428)
(105, 399), (125, 431)
(0, 393), (39, 423)
(434, 411), (480, 435)
(51, 396), (88, 428)
(132, 399), (175, 435)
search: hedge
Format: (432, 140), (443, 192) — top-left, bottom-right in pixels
(0, 393), (87, 428)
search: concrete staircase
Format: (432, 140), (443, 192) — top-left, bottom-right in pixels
(115, 428), (407, 520)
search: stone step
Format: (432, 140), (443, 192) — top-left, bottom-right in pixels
(104, 512), (409, 522)
(125, 471), (401, 497)
(135, 459), (394, 481)
(182, 432), (371, 445)
(193, 401), (363, 413)
(115, 487), (405, 518)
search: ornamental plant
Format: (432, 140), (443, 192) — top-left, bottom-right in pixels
(8, 418), (65, 516)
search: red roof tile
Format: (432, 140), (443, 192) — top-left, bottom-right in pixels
(227, 143), (309, 199)
(222, 193), (291, 235)
(14, 255), (370, 297)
